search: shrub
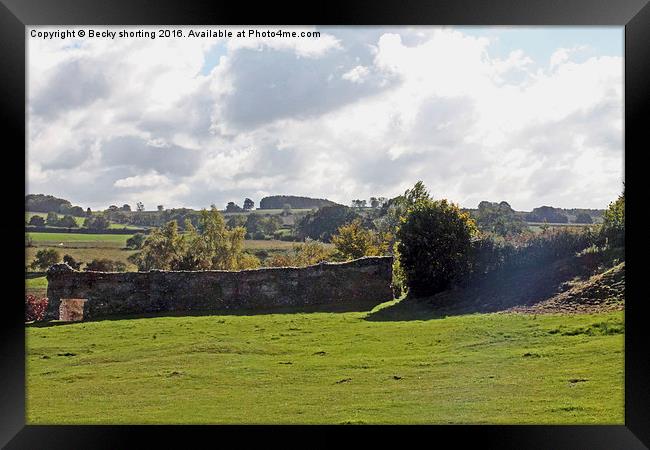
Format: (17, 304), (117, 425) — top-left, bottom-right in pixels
(600, 190), (624, 248)
(84, 259), (127, 272)
(28, 215), (45, 226)
(467, 227), (600, 281)
(266, 239), (334, 267)
(25, 295), (48, 322)
(126, 233), (146, 250)
(59, 215), (79, 228)
(30, 248), (61, 271)
(397, 198), (478, 297)
(331, 218), (393, 260)
(129, 208), (260, 271)
(63, 254), (82, 270)
(391, 242), (407, 298)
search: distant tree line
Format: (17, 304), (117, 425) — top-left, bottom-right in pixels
(259, 195), (339, 210)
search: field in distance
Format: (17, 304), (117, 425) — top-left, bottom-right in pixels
(26, 304), (623, 424)
(25, 232), (318, 288)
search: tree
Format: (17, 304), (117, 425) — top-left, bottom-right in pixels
(243, 198), (254, 210)
(128, 207), (260, 271)
(475, 200), (526, 236)
(226, 215), (247, 229)
(296, 205), (360, 242)
(266, 239), (335, 267)
(83, 214), (110, 230)
(63, 254), (82, 270)
(351, 199), (367, 208)
(226, 202), (243, 213)
(397, 196), (478, 297)
(69, 206), (85, 216)
(136, 202), (145, 212)
(84, 259), (127, 272)
(600, 189), (624, 248)
(282, 203), (292, 216)
(45, 211), (59, 226)
(370, 197), (380, 208)
(574, 212), (593, 224)
(121, 204), (132, 212)
(525, 206), (568, 223)
(58, 215), (78, 228)
(86, 208), (92, 217)
(28, 215), (45, 226)
(30, 248), (61, 271)
(331, 218), (391, 260)
(107, 205), (119, 212)
(126, 233), (146, 250)
(157, 205), (164, 212)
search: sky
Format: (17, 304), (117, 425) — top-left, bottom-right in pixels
(27, 26), (624, 211)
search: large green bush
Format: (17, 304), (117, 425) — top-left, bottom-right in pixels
(600, 190), (624, 248)
(30, 248), (61, 271)
(397, 199), (478, 297)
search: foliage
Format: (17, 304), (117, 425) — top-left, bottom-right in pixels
(30, 248), (61, 270)
(600, 190), (624, 248)
(296, 205), (360, 242)
(467, 227), (600, 282)
(574, 212), (593, 224)
(397, 197), (478, 297)
(28, 215), (45, 226)
(58, 215), (79, 228)
(391, 242), (407, 298)
(475, 201), (527, 236)
(83, 214), (110, 230)
(259, 195), (338, 210)
(226, 202), (243, 213)
(85, 258), (127, 272)
(331, 219), (392, 260)
(25, 295), (48, 322)
(525, 206), (569, 224)
(129, 208), (260, 271)
(126, 233), (146, 250)
(351, 199), (367, 208)
(243, 198), (254, 210)
(63, 254), (82, 270)
(25, 194), (76, 214)
(266, 239), (335, 267)
(245, 213), (283, 238)
(46, 211), (59, 226)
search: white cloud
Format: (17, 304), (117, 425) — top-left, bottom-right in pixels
(27, 26), (623, 211)
(342, 65), (370, 83)
(114, 172), (170, 188)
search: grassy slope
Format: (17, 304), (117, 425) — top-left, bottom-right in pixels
(26, 304), (623, 424)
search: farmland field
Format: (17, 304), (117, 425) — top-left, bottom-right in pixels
(26, 304), (623, 424)
(25, 231), (314, 273)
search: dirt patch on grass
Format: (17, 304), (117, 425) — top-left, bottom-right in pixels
(505, 262), (624, 315)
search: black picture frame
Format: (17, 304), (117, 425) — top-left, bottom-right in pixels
(2, 0), (648, 447)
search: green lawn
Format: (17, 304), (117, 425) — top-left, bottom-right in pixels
(26, 303), (623, 424)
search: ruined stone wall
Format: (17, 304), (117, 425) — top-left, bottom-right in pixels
(45, 256), (393, 320)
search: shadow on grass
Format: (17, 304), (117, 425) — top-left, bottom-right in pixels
(27, 301), (382, 327)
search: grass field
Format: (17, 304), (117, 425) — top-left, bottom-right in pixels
(26, 212), (146, 229)
(26, 303), (623, 424)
